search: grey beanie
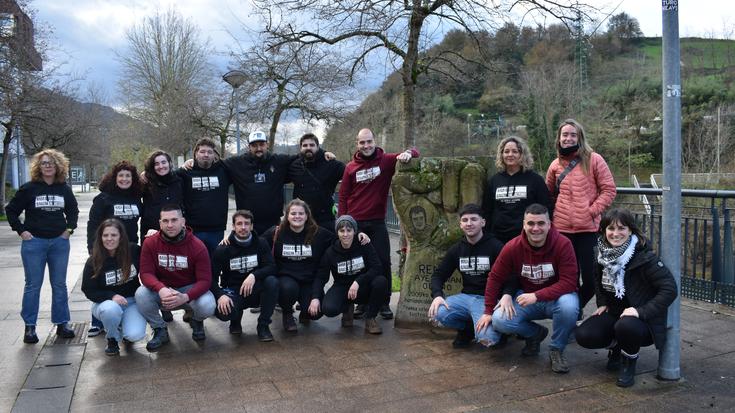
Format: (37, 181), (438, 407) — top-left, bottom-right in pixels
(335, 215), (358, 232)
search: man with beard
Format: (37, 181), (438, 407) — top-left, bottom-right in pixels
(178, 138), (231, 259)
(338, 128), (419, 319)
(288, 133), (345, 232)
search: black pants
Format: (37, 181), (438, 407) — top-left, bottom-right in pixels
(214, 275), (279, 326)
(322, 277), (388, 319)
(358, 220), (391, 305)
(561, 232), (597, 310)
(575, 313), (654, 355)
(278, 275), (322, 319)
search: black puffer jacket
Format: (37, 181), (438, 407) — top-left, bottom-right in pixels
(594, 240), (678, 348)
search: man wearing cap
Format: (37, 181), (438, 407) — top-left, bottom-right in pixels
(338, 128), (419, 319)
(288, 133), (345, 232)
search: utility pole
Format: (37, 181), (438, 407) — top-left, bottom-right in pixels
(659, 0), (682, 382)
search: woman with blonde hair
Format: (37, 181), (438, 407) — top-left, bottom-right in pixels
(546, 119), (616, 315)
(482, 136), (551, 244)
(6, 148), (79, 343)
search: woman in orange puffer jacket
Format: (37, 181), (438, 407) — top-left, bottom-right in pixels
(546, 119), (616, 316)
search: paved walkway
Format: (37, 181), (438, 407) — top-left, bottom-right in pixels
(2, 190), (734, 412)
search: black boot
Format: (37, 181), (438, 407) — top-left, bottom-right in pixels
(452, 319), (475, 349)
(105, 338), (120, 356)
(607, 346), (622, 371)
(190, 319), (206, 341)
(23, 325), (39, 344)
(617, 352), (638, 388)
(146, 327), (170, 352)
(56, 323), (75, 338)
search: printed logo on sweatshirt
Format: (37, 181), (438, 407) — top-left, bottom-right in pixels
(337, 256), (365, 276)
(601, 272), (616, 293)
(281, 244), (312, 259)
(355, 166), (381, 183)
(254, 172), (266, 183)
(494, 185), (527, 202)
(459, 256), (491, 276)
(157, 254), (189, 271)
(113, 204), (140, 219)
(230, 254), (258, 273)
(521, 263), (555, 284)
(34, 195), (65, 210)
(192, 176), (220, 191)
(104, 265), (138, 286)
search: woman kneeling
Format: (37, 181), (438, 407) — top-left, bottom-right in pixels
(575, 208), (677, 387)
(82, 219), (147, 355)
(312, 216), (388, 334)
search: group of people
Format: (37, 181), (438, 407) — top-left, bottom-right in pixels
(430, 119), (677, 387)
(6, 119), (676, 388)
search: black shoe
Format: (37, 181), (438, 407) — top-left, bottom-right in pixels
(282, 313), (297, 332)
(257, 324), (274, 342)
(190, 319), (206, 341)
(146, 327), (170, 352)
(56, 323), (75, 338)
(607, 346), (622, 371)
(452, 319), (475, 349)
(23, 325), (39, 344)
(229, 321), (243, 335)
(379, 304), (394, 320)
(298, 311), (311, 325)
(521, 324), (548, 357)
(353, 304), (366, 319)
(105, 338), (120, 356)
(341, 304), (354, 328)
(617, 353), (638, 387)
(87, 326), (104, 337)
(549, 348), (570, 374)
(183, 308), (193, 323)
(161, 310), (174, 322)
(250, 307), (262, 314)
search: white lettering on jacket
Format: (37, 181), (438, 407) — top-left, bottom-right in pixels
(192, 176), (220, 191)
(281, 244), (312, 259)
(158, 254), (189, 271)
(104, 265), (138, 286)
(113, 204), (140, 219)
(355, 167), (381, 183)
(229, 254), (258, 273)
(521, 263), (555, 284)
(494, 185), (528, 202)
(459, 256), (491, 276)
(336, 256), (365, 276)
(34, 195), (65, 210)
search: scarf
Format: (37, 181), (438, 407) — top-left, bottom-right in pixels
(597, 234), (637, 299)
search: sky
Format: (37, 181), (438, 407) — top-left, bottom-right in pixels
(28, 0), (735, 110)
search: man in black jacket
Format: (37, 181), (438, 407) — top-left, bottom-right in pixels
(288, 133), (345, 232)
(211, 210), (279, 341)
(428, 204), (508, 348)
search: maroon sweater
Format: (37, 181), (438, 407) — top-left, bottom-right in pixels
(338, 147), (419, 221)
(140, 228), (212, 300)
(484, 227), (578, 313)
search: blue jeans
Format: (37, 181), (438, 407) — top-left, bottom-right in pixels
(492, 290), (579, 351)
(193, 230), (224, 262)
(20, 236), (71, 325)
(91, 297), (147, 342)
(135, 284), (216, 329)
(434, 293), (502, 346)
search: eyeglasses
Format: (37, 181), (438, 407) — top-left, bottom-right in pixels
(40, 161), (54, 167)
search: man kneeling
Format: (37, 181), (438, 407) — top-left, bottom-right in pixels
(477, 203), (578, 373)
(428, 204), (508, 348)
(211, 210), (278, 341)
(136, 204), (216, 351)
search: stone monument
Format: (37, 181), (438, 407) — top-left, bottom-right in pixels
(392, 157), (494, 328)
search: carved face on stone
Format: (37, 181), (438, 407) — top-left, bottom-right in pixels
(409, 206), (427, 232)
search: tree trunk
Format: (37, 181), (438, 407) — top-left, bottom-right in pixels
(400, 5), (426, 150)
(268, 82), (286, 149)
(0, 122), (14, 216)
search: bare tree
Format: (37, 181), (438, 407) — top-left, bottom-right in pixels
(116, 7), (213, 154)
(255, 0), (594, 148)
(228, 41), (356, 148)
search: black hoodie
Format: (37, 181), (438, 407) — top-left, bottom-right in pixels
(430, 231), (505, 298)
(210, 230), (277, 299)
(315, 238), (382, 299)
(87, 189), (142, 252)
(81, 244), (141, 302)
(178, 161), (231, 232)
(222, 152), (296, 233)
(141, 173), (183, 237)
(6, 181), (79, 238)
(263, 225), (334, 284)
(288, 149), (345, 225)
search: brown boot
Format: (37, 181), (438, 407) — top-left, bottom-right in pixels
(342, 304), (354, 327)
(364, 317), (382, 334)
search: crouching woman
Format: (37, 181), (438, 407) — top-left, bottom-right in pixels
(575, 208), (677, 387)
(82, 219), (147, 355)
(312, 216), (388, 334)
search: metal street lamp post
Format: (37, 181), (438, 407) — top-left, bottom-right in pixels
(222, 70), (248, 155)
